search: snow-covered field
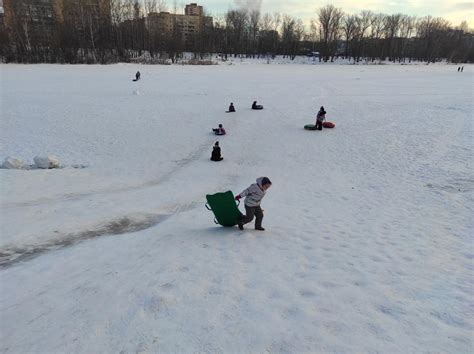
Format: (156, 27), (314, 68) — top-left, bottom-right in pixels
(0, 63), (473, 353)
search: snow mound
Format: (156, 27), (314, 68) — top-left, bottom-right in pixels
(1, 157), (27, 169)
(33, 155), (60, 169)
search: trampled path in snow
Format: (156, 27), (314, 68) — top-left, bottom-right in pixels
(0, 213), (169, 267)
(0, 63), (472, 353)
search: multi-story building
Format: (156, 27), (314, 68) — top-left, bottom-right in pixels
(2, 0), (111, 47)
(147, 11), (174, 36)
(146, 3), (212, 46)
(185, 3), (203, 16)
(61, 0), (111, 29)
(0, 3), (5, 44)
(0, 3), (4, 31)
(2, 0), (63, 46)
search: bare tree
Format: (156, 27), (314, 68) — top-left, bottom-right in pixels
(368, 13), (386, 61)
(280, 15), (305, 59)
(272, 12), (281, 33)
(2, 0), (473, 63)
(225, 8), (248, 56)
(249, 8), (260, 57)
(317, 4), (343, 61)
(211, 13), (228, 59)
(308, 18), (319, 52)
(257, 13), (278, 57)
(342, 14), (357, 59)
(416, 16), (450, 62)
(354, 11), (372, 61)
(144, 0), (167, 14)
(294, 18), (305, 57)
(260, 13), (273, 32)
(458, 21), (469, 32)
(271, 12), (281, 55)
(111, 0), (127, 24)
(383, 14), (402, 60)
(399, 15), (416, 61)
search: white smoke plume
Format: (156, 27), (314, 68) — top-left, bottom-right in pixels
(233, 0), (263, 12)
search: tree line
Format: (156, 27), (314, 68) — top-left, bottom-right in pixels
(1, 1), (472, 63)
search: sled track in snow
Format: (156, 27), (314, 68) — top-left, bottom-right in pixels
(426, 178), (474, 194)
(0, 214), (169, 268)
(0, 200), (201, 268)
(1, 143), (211, 209)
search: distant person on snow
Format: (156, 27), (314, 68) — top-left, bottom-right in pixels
(210, 141), (223, 161)
(252, 101), (263, 110)
(458, 66), (461, 72)
(461, 66), (464, 72)
(316, 106), (326, 130)
(135, 71), (141, 81)
(228, 102), (235, 112)
(235, 177), (272, 231)
(212, 124), (226, 135)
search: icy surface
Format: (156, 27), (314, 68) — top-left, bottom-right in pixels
(0, 63), (473, 353)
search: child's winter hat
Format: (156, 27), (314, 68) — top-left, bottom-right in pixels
(261, 177), (272, 186)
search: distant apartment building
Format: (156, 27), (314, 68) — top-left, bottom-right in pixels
(0, 2), (4, 31)
(2, 0), (110, 46)
(0, 2), (6, 45)
(2, 0), (63, 46)
(185, 3), (203, 16)
(146, 3), (212, 45)
(61, 0), (111, 34)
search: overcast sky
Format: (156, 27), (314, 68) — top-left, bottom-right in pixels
(191, 0), (473, 28)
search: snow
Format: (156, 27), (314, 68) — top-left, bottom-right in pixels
(0, 62), (473, 353)
(33, 155), (60, 169)
(1, 157), (26, 169)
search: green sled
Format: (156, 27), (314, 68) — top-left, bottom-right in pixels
(304, 124), (317, 130)
(206, 190), (243, 227)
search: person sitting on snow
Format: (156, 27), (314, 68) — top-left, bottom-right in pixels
(316, 106), (326, 130)
(212, 124), (226, 135)
(210, 141), (223, 161)
(235, 177), (272, 231)
(252, 101), (263, 110)
(228, 102), (236, 112)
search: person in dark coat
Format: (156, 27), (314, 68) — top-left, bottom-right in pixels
(461, 66), (464, 72)
(210, 141), (223, 161)
(315, 106), (326, 130)
(228, 102), (235, 112)
(458, 67), (461, 72)
(212, 124), (226, 135)
(135, 71), (141, 80)
(252, 101), (263, 110)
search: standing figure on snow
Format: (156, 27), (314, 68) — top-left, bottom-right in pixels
(235, 177), (272, 231)
(458, 67), (461, 72)
(212, 124), (226, 135)
(228, 102), (235, 112)
(135, 71), (141, 81)
(316, 106), (326, 130)
(210, 142), (223, 161)
(461, 66), (464, 72)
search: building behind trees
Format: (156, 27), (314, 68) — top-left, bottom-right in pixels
(0, 1), (472, 63)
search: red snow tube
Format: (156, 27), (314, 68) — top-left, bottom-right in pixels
(323, 122), (335, 128)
